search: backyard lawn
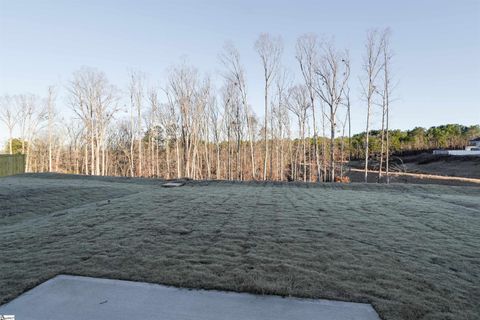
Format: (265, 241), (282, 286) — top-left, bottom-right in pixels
(1, 174), (479, 320)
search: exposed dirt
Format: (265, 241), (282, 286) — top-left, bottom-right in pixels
(402, 153), (480, 179)
(348, 153), (480, 185)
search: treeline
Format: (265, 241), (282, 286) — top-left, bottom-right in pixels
(3, 121), (478, 183)
(0, 29), (421, 183)
(6, 123), (477, 180)
(350, 124), (480, 158)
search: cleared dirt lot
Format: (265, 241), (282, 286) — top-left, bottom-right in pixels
(1, 174), (479, 320)
(401, 154), (480, 179)
(348, 153), (480, 185)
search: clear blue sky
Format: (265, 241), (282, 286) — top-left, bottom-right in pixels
(1, 0), (479, 142)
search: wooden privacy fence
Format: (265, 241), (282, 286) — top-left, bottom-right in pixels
(0, 154), (26, 177)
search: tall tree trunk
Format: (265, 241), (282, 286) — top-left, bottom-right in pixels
(384, 33), (391, 184)
(364, 105), (371, 183)
(378, 97), (386, 182)
(311, 98), (321, 182)
(130, 108), (135, 177)
(90, 123), (95, 176)
(48, 94), (53, 172)
(84, 145), (89, 175)
(348, 98), (352, 162)
(176, 136), (181, 178)
(329, 109), (335, 182)
(302, 123), (306, 182)
(321, 107), (327, 182)
(386, 104), (390, 184)
(8, 128), (13, 154)
(166, 138), (171, 179)
(263, 82), (268, 181)
(137, 116), (142, 177)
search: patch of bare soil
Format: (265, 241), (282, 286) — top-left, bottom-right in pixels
(348, 153), (480, 185)
(402, 153), (480, 179)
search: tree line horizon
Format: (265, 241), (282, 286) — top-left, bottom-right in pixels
(5, 123), (479, 155)
(1, 29), (478, 182)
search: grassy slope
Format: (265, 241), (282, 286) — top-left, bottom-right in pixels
(1, 174), (479, 320)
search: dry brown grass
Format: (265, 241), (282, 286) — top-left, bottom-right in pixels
(1, 173), (479, 319)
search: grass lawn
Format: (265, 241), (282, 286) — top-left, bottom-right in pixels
(1, 174), (479, 320)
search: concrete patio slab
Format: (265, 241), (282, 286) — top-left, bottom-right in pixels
(0, 275), (380, 320)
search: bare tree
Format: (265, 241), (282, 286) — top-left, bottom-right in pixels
(195, 77), (213, 179)
(0, 30), (400, 183)
(343, 84), (352, 162)
(146, 87), (160, 177)
(314, 41), (350, 182)
(46, 87), (56, 172)
(68, 67), (119, 176)
(362, 30), (384, 182)
(0, 96), (19, 154)
(296, 34), (322, 182)
(339, 112), (348, 179)
(129, 71), (145, 177)
(65, 118), (83, 174)
(159, 94), (179, 179)
(220, 43), (256, 179)
(380, 29), (393, 184)
(207, 90), (222, 179)
(255, 34), (283, 180)
(220, 81), (242, 179)
(96, 85), (119, 176)
(166, 63), (198, 178)
(287, 85), (310, 182)
(272, 67), (291, 180)
(17, 94), (35, 155)
(17, 94), (46, 172)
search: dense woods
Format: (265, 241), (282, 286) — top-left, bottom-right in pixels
(1, 29), (477, 182)
(350, 124), (480, 157)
